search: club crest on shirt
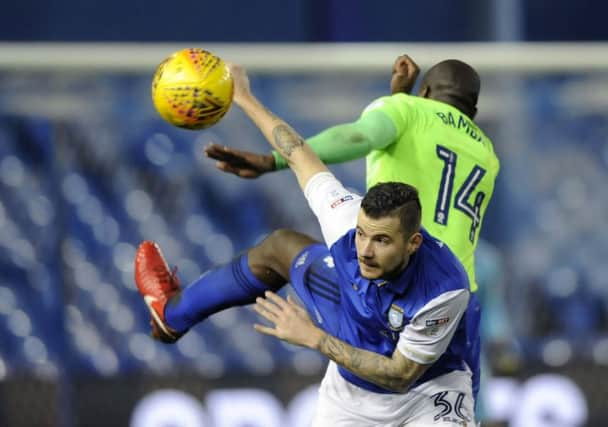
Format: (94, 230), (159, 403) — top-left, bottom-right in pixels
(388, 304), (404, 331)
(323, 256), (335, 268)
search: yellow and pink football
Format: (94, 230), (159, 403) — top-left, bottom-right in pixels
(151, 48), (233, 130)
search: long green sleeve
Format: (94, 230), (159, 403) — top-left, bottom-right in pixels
(272, 110), (397, 170)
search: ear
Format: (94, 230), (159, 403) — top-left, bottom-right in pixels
(418, 85), (430, 98)
(407, 232), (423, 255)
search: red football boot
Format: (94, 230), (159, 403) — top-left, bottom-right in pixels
(134, 241), (183, 343)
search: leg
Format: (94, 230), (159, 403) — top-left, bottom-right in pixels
(288, 243), (342, 336)
(248, 229), (319, 288)
(134, 230), (318, 342)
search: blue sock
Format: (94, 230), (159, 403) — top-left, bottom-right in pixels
(164, 254), (273, 333)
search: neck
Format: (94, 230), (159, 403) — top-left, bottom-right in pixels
(431, 95), (474, 119)
(383, 256), (411, 281)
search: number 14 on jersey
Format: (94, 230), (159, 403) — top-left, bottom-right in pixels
(434, 145), (487, 243)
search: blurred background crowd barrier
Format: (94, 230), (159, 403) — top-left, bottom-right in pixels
(0, 42), (607, 426)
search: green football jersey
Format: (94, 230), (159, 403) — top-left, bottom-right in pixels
(362, 93), (500, 292)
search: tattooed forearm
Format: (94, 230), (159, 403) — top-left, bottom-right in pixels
(272, 124), (305, 157)
(318, 333), (412, 392)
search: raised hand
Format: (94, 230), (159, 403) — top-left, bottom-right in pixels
(253, 291), (324, 349)
(204, 143), (276, 179)
(390, 54), (420, 95)
(226, 62), (252, 105)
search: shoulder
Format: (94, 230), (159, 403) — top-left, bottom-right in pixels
(361, 94), (426, 135)
(362, 93), (419, 115)
(330, 229), (356, 257)
(330, 230), (359, 277)
(418, 230), (469, 292)
(483, 135), (501, 174)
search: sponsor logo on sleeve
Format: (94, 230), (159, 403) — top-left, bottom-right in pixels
(330, 194), (353, 209)
(425, 317), (450, 337)
(425, 317), (450, 327)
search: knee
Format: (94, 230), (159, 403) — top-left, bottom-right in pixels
(259, 229), (301, 258)
(252, 229), (316, 276)
(267, 228), (301, 245)
(248, 229), (304, 286)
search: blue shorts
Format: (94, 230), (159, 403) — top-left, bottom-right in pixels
(289, 243), (341, 336)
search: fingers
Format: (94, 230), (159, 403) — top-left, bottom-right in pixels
(254, 295), (277, 312)
(226, 62), (241, 76)
(286, 295), (308, 317)
(216, 161), (239, 175)
(205, 144), (251, 165)
(395, 54), (419, 76)
(215, 161), (242, 177)
(204, 146), (224, 161)
(204, 143), (246, 175)
(256, 292), (288, 311)
(203, 143), (220, 154)
(398, 54), (413, 65)
(204, 143), (233, 160)
(254, 292), (293, 321)
(253, 323), (277, 337)
(399, 54), (414, 65)
(286, 295), (302, 309)
(264, 291), (289, 309)
(254, 296), (280, 321)
(226, 63), (248, 87)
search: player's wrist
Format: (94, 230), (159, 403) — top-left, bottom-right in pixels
(234, 91), (256, 108)
(265, 153), (277, 172)
(309, 327), (326, 351)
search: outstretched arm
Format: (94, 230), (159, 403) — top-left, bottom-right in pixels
(270, 53), (419, 170)
(254, 292), (429, 393)
(205, 111), (396, 178)
(229, 63), (328, 190)
(271, 112), (396, 170)
(206, 54), (420, 179)
(254, 287), (470, 392)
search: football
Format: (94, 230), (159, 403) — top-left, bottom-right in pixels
(151, 48), (233, 130)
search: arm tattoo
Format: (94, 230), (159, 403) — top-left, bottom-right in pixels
(318, 334), (412, 392)
(272, 124), (305, 157)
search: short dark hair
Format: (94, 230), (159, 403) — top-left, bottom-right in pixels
(361, 182), (421, 237)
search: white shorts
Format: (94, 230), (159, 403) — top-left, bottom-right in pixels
(311, 362), (476, 427)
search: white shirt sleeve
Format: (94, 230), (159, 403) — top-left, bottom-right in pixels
(397, 289), (470, 365)
(304, 171), (362, 247)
